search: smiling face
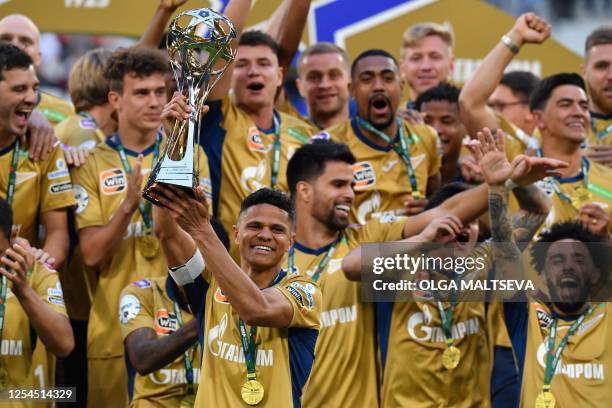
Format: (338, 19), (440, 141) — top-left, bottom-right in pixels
(297, 52), (350, 122)
(352, 56), (403, 130)
(401, 35), (453, 99)
(231, 45), (282, 113)
(543, 239), (600, 314)
(0, 66), (38, 140)
(421, 99), (465, 159)
(535, 85), (590, 145)
(234, 203), (293, 272)
(307, 160), (355, 231)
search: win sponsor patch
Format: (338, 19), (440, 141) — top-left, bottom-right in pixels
(100, 168), (126, 195)
(155, 309), (179, 335)
(352, 161), (376, 190)
(49, 181), (73, 195)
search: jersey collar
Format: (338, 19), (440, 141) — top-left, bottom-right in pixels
(106, 133), (158, 157)
(0, 138), (17, 157)
(556, 157), (590, 184)
(293, 239), (335, 256)
(590, 111), (612, 121)
(257, 111), (281, 135)
(351, 116), (397, 152)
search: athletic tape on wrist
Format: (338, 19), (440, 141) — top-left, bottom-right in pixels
(168, 247), (205, 286)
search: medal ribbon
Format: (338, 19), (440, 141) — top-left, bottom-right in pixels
(287, 234), (346, 282)
(436, 296), (458, 350)
(5, 139), (20, 207)
(0, 276), (7, 341)
(113, 132), (161, 231)
(542, 304), (601, 392)
(270, 113), (281, 189)
(355, 117), (421, 199)
(172, 300), (197, 394)
(237, 271), (284, 382)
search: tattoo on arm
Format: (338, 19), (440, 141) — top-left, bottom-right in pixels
(511, 211), (547, 251)
(513, 185), (551, 215)
(489, 186), (520, 263)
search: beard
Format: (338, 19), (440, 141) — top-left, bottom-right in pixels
(548, 278), (592, 314)
(313, 206), (348, 232)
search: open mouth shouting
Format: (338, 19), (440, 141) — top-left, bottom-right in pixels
(334, 203), (351, 217)
(14, 105), (33, 128)
(368, 93), (392, 118)
(247, 81), (265, 94)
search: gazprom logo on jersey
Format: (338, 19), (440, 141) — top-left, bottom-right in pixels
(149, 368), (201, 385)
(208, 313), (274, 366)
(536, 341), (604, 380)
(352, 161), (376, 190)
(100, 168), (126, 195)
(407, 305), (480, 343)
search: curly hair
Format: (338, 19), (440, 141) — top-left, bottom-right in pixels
(104, 46), (168, 93)
(530, 220), (607, 283)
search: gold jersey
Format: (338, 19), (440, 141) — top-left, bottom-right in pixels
(0, 140), (75, 244)
(0, 261), (67, 408)
(201, 97), (314, 259)
(323, 118), (441, 224)
(287, 218), (405, 408)
(38, 92), (74, 126)
(379, 244), (494, 408)
(71, 136), (211, 359)
(54, 113), (106, 148)
(188, 269), (321, 408)
(119, 277), (201, 407)
(504, 302), (612, 408)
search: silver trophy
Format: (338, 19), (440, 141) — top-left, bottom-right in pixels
(143, 8), (236, 204)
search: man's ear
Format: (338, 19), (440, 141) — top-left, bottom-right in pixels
(296, 181), (313, 203)
(108, 90), (121, 111)
(233, 224), (239, 246)
(532, 110), (545, 132)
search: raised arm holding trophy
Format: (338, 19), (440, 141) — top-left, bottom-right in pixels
(144, 8), (236, 203)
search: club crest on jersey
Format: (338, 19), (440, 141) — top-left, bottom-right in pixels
(247, 127), (269, 152)
(214, 288), (229, 304)
(119, 294), (141, 324)
(352, 161), (376, 190)
(100, 168), (126, 195)
(155, 309), (179, 334)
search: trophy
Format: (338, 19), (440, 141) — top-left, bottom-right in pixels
(143, 8), (236, 204)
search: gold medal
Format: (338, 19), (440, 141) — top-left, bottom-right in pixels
(0, 360), (10, 389)
(441, 346), (461, 370)
(535, 391), (556, 408)
(179, 392), (196, 408)
(570, 186), (592, 209)
(241, 379), (264, 406)
(137, 235), (159, 259)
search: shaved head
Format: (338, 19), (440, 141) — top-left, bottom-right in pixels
(0, 14), (40, 66)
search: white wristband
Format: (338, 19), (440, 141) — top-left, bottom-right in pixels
(168, 247), (205, 286)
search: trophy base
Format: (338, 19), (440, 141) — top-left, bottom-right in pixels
(142, 180), (197, 206)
